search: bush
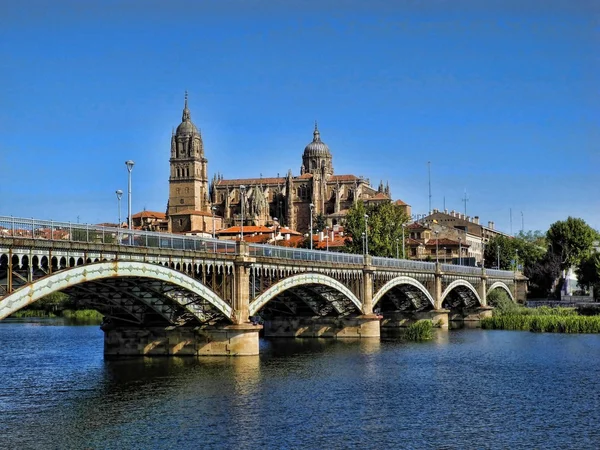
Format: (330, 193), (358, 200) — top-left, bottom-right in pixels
(403, 320), (434, 341)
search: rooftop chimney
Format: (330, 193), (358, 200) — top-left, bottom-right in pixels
(473, 216), (480, 225)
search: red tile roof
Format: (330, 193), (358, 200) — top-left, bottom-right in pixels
(298, 173), (313, 179)
(394, 199), (409, 206)
(217, 177), (285, 186)
(132, 211), (166, 219)
(217, 225), (273, 235)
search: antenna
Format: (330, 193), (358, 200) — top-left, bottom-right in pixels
(428, 161), (432, 214)
(521, 211), (524, 233)
(462, 190), (469, 216)
(443, 196), (446, 211)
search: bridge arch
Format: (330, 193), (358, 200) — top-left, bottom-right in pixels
(249, 273), (362, 316)
(441, 280), (482, 307)
(372, 276), (435, 310)
(0, 261), (232, 323)
(487, 281), (515, 302)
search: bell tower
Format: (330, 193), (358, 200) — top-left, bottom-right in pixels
(167, 92), (209, 223)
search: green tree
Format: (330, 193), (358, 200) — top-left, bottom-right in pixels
(547, 217), (597, 271)
(577, 253), (600, 298)
(344, 201), (410, 257)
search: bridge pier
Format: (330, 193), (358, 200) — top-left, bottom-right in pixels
(448, 306), (494, 326)
(263, 315), (380, 339)
(380, 309), (450, 337)
(102, 322), (262, 356)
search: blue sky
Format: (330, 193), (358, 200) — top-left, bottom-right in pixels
(1, 0), (598, 233)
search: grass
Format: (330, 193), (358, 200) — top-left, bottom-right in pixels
(9, 308), (103, 323)
(11, 309), (57, 318)
(482, 297), (600, 333)
(403, 320), (434, 341)
(62, 309), (104, 322)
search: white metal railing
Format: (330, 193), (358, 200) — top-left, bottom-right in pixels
(371, 256), (436, 271)
(249, 244), (364, 265)
(0, 216), (515, 277)
(486, 268), (515, 278)
(441, 263), (482, 276)
(0, 216), (237, 255)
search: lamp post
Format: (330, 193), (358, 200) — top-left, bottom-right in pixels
(211, 206), (217, 239)
(402, 223), (406, 259)
(497, 244), (500, 269)
(443, 246), (447, 263)
(458, 237), (462, 265)
(325, 226), (329, 252)
(115, 189), (123, 227)
(361, 232), (365, 255)
(115, 189), (123, 243)
(273, 217), (279, 245)
(125, 160), (134, 245)
(364, 214), (369, 255)
(482, 242), (486, 268)
(239, 185), (246, 241)
(434, 230), (439, 264)
(396, 238), (399, 259)
(309, 203), (314, 250)
(515, 249), (519, 272)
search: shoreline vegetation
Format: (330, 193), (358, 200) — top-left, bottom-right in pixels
(10, 308), (103, 323)
(8, 292), (103, 323)
(482, 290), (600, 333)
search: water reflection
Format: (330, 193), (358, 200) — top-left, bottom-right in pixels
(2, 322), (600, 449)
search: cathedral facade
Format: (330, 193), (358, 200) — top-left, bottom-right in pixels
(166, 95), (402, 234)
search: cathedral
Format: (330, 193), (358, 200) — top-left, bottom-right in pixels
(166, 94), (407, 235)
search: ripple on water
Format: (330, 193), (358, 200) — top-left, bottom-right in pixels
(1, 324), (600, 449)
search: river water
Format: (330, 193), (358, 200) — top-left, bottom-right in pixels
(1, 320), (599, 449)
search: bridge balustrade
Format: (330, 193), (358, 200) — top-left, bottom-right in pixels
(441, 263), (482, 275)
(371, 256), (436, 271)
(486, 268), (515, 278)
(0, 216), (237, 255)
(249, 243), (364, 265)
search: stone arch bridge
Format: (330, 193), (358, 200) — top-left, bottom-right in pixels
(0, 217), (525, 356)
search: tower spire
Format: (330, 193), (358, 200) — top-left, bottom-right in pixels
(182, 91), (191, 122)
(313, 120), (321, 141)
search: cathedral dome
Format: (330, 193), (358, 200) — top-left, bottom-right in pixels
(303, 122), (331, 157)
(176, 120), (199, 136)
(175, 92), (199, 136)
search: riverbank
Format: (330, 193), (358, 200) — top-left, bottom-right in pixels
(10, 309), (103, 323)
(481, 305), (600, 333)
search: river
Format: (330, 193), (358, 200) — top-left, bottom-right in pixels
(1, 320), (599, 449)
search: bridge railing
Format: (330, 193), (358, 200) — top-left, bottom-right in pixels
(371, 256), (436, 271)
(441, 263), (482, 276)
(486, 268), (515, 278)
(249, 244), (364, 265)
(0, 216), (237, 255)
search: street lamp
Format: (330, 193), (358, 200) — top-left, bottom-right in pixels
(273, 217), (279, 245)
(458, 237), (462, 266)
(434, 230), (439, 264)
(515, 249), (519, 272)
(396, 238), (399, 259)
(115, 190), (123, 227)
(309, 203), (314, 250)
(364, 214), (369, 255)
(361, 232), (366, 255)
(239, 185), (246, 241)
(115, 189), (123, 243)
(325, 226), (330, 252)
(125, 160), (134, 245)
(497, 244), (500, 269)
(211, 206), (217, 239)
(402, 223), (406, 259)
(443, 246), (447, 263)
(482, 242), (486, 268)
